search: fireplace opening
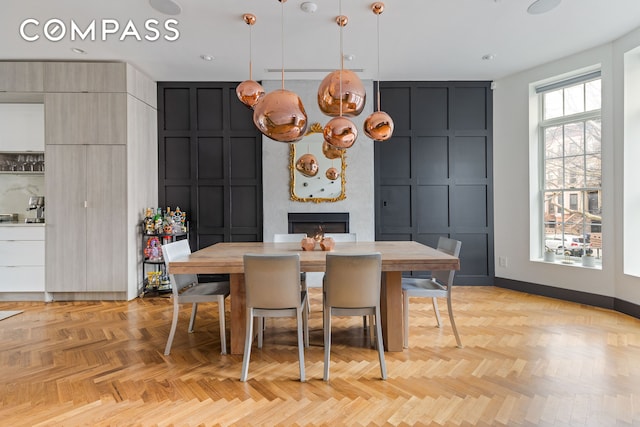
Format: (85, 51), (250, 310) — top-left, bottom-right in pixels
(288, 212), (349, 237)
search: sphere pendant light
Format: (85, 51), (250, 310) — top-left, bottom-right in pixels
(317, 14), (366, 117)
(252, 0), (308, 143)
(236, 13), (265, 109)
(321, 10), (359, 149)
(363, 2), (394, 142)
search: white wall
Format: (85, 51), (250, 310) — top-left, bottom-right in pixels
(261, 79), (376, 242)
(493, 26), (640, 305)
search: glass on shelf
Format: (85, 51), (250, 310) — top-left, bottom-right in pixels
(0, 152), (44, 172)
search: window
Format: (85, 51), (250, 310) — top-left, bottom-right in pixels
(569, 193), (578, 210)
(539, 73), (602, 263)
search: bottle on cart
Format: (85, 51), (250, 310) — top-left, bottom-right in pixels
(154, 207), (163, 234)
(143, 208), (154, 234)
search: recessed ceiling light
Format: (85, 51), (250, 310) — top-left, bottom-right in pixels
(527, 0), (561, 15)
(482, 54), (496, 61)
(71, 48), (86, 54)
(149, 0), (181, 16)
(200, 54), (214, 61)
(300, 2), (318, 13)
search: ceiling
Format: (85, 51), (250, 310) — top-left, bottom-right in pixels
(2, 0), (640, 83)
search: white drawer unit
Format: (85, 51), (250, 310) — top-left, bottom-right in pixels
(0, 225), (45, 293)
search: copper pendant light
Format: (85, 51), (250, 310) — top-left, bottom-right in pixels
(236, 13), (265, 109)
(325, 166), (340, 180)
(323, 116), (358, 149)
(321, 6), (359, 149)
(296, 153), (319, 177)
(317, 14), (366, 117)
(322, 140), (343, 159)
(253, 0), (308, 143)
(363, 2), (394, 142)
(317, 69), (366, 117)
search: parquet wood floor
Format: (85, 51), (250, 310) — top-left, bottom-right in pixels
(0, 286), (639, 426)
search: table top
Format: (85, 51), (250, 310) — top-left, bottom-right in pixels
(168, 241), (460, 274)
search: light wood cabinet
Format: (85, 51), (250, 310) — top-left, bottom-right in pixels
(0, 62), (44, 92)
(44, 93), (127, 145)
(45, 145), (127, 292)
(0, 60), (159, 300)
(43, 62), (126, 93)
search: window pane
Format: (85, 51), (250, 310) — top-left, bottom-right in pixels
(564, 122), (584, 156)
(544, 126), (563, 158)
(564, 84), (585, 116)
(543, 90), (563, 120)
(585, 80), (601, 111)
(585, 154), (601, 187)
(565, 156), (584, 188)
(585, 119), (601, 154)
(545, 158), (563, 189)
(544, 191), (560, 230)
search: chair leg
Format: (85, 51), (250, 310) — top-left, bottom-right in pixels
(375, 306), (387, 380)
(402, 290), (409, 349)
(164, 302), (180, 355)
(432, 297), (443, 328)
(218, 296), (227, 355)
(256, 317), (264, 349)
(296, 307), (306, 382)
(303, 293), (309, 348)
(188, 303), (198, 332)
(240, 308), (254, 382)
(323, 307), (331, 381)
(447, 296), (463, 348)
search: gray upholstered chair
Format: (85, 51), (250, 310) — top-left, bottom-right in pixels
(322, 252), (386, 381)
(240, 253), (309, 382)
(401, 236), (463, 348)
(162, 239), (230, 355)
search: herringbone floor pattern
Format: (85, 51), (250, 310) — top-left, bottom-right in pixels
(0, 286), (639, 426)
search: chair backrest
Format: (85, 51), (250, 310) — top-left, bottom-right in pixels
(273, 233), (307, 243)
(432, 237), (462, 286)
(162, 239), (197, 292)
(243, 253), (301, 309)
(324, 233), (357, 242)
(324, 253), (382, 308)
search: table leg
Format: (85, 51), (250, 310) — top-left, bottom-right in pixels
(380, 271), (403, 352)
(230, 273), (246, 355)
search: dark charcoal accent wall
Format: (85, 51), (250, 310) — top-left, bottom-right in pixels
(375, 81), (494, 285)
(157, 82), (263, 250)
(496, 277), (640, 320)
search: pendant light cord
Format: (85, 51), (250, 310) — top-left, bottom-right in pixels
(376, 13), (381, 112)
(249, 22), (253, 81)
(281, 0), (285, 90)
(339, 0), (343, 117)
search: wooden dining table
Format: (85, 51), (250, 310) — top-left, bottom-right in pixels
(167, 240), (460, 354)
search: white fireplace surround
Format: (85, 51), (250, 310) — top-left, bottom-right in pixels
(261, 79), (375, 242)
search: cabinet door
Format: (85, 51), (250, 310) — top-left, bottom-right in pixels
(45, 93), (126, 145)
(0, 103), (45, 151)
(0, 62), (44, 92)
(43, 62), (126, 93)
(85, 145), (127, 292)
(45, 145), (88, 292)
